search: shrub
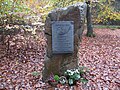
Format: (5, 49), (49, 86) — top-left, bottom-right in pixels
(92, 1), (120, 25)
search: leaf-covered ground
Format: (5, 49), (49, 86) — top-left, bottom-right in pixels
(0, 28), (120, 90)
(78, 29), (120, 90)
(0, 30), (47, 90)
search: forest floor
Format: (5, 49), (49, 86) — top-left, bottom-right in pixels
(78, 28), (120, 90)
(0, 28), (120, 90)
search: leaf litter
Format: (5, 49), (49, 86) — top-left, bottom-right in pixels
(0, 28), (120, 90)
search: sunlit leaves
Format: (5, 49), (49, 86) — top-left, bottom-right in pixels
(50, 0), (84, 8)
(92, 0), (120, 25)
(0, 0), (31, 16)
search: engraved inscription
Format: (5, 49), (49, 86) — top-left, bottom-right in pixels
(52, 21), (74, 54)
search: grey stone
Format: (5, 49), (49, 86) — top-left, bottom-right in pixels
(43, 2), (87, 80)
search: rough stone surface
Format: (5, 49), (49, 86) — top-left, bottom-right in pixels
(43, 2), (87, 80)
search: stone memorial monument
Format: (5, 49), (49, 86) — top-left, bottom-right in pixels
(43, 2), (87, 80)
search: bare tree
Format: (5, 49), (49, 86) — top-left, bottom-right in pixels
(86, 0), (95, 37)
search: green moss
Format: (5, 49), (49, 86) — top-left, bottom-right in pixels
(94, 25), (120, 29)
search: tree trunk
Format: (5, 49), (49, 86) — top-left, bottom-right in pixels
(86, 1), (95, 37)
(106, 0), (109, 3)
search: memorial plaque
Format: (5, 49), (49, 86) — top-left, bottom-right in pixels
(52, 21), (74, 54)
